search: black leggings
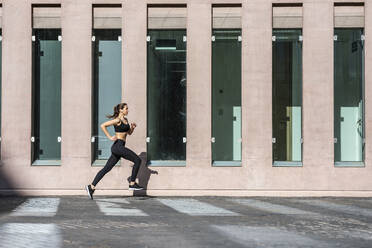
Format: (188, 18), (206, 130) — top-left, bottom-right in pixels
(92, 139), (141, 186)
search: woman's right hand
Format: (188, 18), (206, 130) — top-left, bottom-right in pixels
(101, 119), (120, 141)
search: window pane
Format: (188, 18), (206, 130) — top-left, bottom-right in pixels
(272, 29), (302, 163)
(334, 28), (364, 163)
(32, 29), (61, 161)
(147, 30), (186, 161)
(212, 29), (241, 162)
(92, 29), (122, 161)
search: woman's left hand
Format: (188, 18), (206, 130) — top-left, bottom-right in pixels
(131, 123), (137, 129)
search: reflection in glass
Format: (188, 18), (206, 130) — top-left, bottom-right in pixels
(272, 29), (302, 163)
(147, 30), (186, 161)
(212, 29), (241, 163)
(334, 28), (364, 163)
(92, 29), (122, 161)
(32, 29), (61, 161)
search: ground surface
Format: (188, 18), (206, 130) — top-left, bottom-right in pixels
(0, 196), (372, 248)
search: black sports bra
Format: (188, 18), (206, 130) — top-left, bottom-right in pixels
(114, 119), (130, 133)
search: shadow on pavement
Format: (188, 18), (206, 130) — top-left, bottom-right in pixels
(127, 152), (158, 197)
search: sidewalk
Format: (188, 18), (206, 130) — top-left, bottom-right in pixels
(0, 196), (372, 248)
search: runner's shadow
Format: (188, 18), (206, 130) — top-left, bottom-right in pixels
(127, 152), (158, 197)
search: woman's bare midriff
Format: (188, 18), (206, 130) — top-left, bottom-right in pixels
(116, 132), (128, 141)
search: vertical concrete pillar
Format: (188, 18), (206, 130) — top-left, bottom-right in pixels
(365, 1), (372, 167)
(61, 0), (92, 170)
(302, 1), (333, 174)
(1, 1), (32, 167)
(186, 2), (211, 167)
(242, 0), (272, 184)
(300, 0), (334, 191)
(122, 1), (147, 155)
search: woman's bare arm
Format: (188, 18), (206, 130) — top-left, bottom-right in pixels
(128, 122), (137, 135)
(100, 119), (120, 140)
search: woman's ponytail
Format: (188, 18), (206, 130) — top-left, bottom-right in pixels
(106, 103), (127, 119)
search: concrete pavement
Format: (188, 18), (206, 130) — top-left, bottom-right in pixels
(1, 196), (372, 248)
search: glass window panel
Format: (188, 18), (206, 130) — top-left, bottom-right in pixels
(334, 28), (364, 163)
(147, 30), (186, 161)
(272, 29), (302, 163)
(32, 29), (61, 161)
(212, 29), (242, 163)
(92, 29), (122, 161)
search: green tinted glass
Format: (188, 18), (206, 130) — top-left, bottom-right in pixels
(212, 29), (242, 163)
(147, 30), (186, 161)
(272, 29), (302, 163)
(32, 29), (61, 161)
(334, 28), (364, 163)
(92, 29), (122, 161)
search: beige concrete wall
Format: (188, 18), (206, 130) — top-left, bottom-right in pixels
(186, 2), (211, 168)
(60, 0), (93, 188)
(302, 1), (333, 189)
(364, 0), (372, 180)
(1, 0), (33, 187)
(242, 0), (272, 189)
(0, 0), (372, 196)
(122, 0), (147, 185)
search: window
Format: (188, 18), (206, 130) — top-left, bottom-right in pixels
(211, 6), (242, 166)
(147, 6), (187, 165)
(91, 6), (122, 165)
(334, 4), (365, 165)
(272, 5), (303, 166)
(31, 6), (61, 165)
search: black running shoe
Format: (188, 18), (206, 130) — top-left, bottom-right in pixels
(85, 185), (95, 200)
(129, 183), (144, 191)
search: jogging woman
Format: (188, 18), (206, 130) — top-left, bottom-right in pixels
(86, 103), (143, 199)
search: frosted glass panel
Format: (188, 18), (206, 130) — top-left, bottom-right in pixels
(287, 106), (301, 161)
(233, 106), (242, 161)
(340, 107), (362, 161)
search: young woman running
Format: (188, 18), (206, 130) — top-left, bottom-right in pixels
(86, 103), (143, 199)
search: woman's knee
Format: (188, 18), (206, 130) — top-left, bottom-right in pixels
(123, 148), (141, 165)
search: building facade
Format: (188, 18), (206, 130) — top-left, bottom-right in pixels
(0, 0), (371, 196)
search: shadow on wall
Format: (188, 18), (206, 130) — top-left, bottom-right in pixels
(0, 164), (26, 214)
(0, 166), (21, 196)
(128, 152), (158, 197)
